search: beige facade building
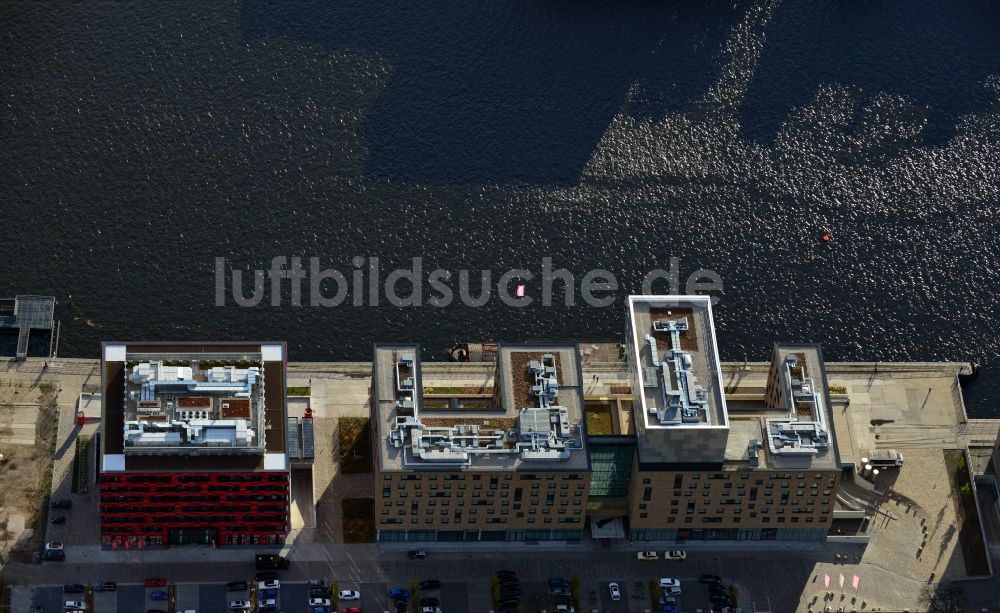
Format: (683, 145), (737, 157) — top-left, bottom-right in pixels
(625, 296), (844, 543)
(372, 295), (846, 544)
(372, 343), (590, 543)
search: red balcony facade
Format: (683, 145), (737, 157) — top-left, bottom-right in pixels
(99, 471), (290, 548)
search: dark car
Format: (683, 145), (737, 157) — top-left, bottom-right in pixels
(407, 549), (428, 559)
(226, 581), (248, 592)
(309, 587), (329, 598)
(255, 572), (279, 582)
(548, 577), (568, 588)
(95, 581), (117, 592)
(700, 574), (722, 584)
(50, 499), (72, 509)
(63, 584), (85, 593)
(51, 515), (66, 524)
(418, 579), (441, 590)
(144, 578), (167, 588)
(41, 549), (64, 561)
(420, 597), (440, 607)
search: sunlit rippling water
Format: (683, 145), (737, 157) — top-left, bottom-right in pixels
(1, 0), (998, 415)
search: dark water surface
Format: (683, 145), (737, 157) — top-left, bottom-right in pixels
(2, 1), (998, 415)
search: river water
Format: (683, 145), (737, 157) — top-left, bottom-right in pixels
(1, 0), (998, 415)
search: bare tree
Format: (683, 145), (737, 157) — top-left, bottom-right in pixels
(920, 583), (965, 613)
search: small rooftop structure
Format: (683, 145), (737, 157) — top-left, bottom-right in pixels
(374, 343), (588, 472)
(626, 296), (729, 467)
(723, 344), (843, 471)
(0, 295), (55, 359)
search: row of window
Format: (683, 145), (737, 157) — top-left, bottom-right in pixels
(636, 514), (824, 525)
(380, 516), (582, 526)
(103, 515), (287, 524)
(389, 473), (583, 482)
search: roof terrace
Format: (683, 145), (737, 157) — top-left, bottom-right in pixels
(374, 343), (588, 472)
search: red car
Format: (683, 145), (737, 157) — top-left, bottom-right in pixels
(342, 608), (362, 613)
(144, 578), (167, 587)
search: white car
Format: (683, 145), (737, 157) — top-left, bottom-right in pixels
(259, 598), (276, 608)
(228, 600), (250, 610)
(608, 581), (621, 601)
(554, 605), (575, 613)
(658, 578), (681, 594)
(46, 542), (65, 550)
(636, 551), (659, 560)
(308, 598), (331, 607)
(421, 608), (442, 613)
(665, 550), (687, 560)
(63, 602), (85, 611)
(257, 580), (279, 590)
(338, 590), (361, 600)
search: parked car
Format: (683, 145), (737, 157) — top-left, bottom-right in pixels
(636, 551), (659, 560)
(658, 578), (681, 589)
(257, 580), (280, 590)
(608, 581), (621, 601)
(338, 590), (360, 600)
(420, 608), (442, 613)
(389, 588), (411, 599)
(547, 577), (568, 588)
(144, 578), (167, 588)
(150, 591), (168, 601)
(42, 549), (65, 561)
(554, 605), (575, 613)
(342, 608), (362, 613)
(254, 572), (279, 582)
(407, 549), (427, 559)
(228, 601), (251, 611)
(225, 581), (248, 592)
(418, 579), (441, 590)
(550, 586), (569, 596)
(699, 574), (722, 584)
(419, 596), (440, 607)
(309, 598), (331, 607)
(51, 515), (66, 524)
(63, 584), (84, 594)
(63, 602), (85, 610)
(45, 541), (64, 551)
(665, 550), (687, 560)
(260, 588), (278, 599)
(51, 499), (72, 509)
(258, 598), (276, 608)
(310, 587), (330, 598)
(308, 579), (327, 588)
(95, 582), (117, 592)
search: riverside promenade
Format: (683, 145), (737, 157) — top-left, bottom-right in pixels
(1, 353), (998, 612)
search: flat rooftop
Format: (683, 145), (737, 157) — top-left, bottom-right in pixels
(724, 345), (842, 471)
(374, 343), (589, 472)
(101, 342), (288, 473)
(628, 295), (728, 429)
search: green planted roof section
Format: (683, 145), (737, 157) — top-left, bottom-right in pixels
(588, 444), (633, 497)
